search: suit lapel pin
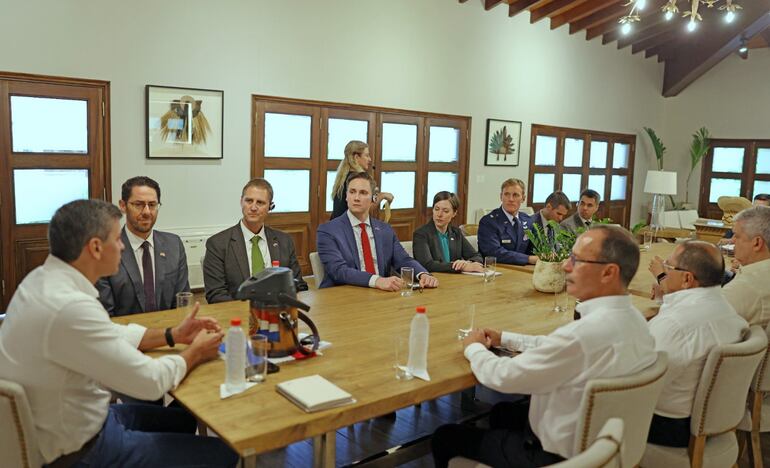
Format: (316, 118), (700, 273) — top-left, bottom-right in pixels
(159, 252), (166, 257)
(272, 242), (278, 247)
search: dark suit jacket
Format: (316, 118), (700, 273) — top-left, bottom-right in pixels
(316, 214), (427, 288)
(412, 221), (482, 273)
(97, 228), (190, 316)
(530, 211), (557, 241)
(203, 223), (307, 303)
(477, 207), (533, 265)
(560, 212), (591, 233)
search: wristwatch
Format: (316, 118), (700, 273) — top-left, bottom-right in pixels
(656, 272), (667, 284)
(164, 327), (175, 347)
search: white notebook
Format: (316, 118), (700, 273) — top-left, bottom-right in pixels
(276, 375), (356, 412)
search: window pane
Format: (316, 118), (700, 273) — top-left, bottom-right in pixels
(564, 138), (583, 167)
(426, 172), (458, 207)
(263, 169), (309, 212)
(613, 143), (629, 169)
(588, 175), (605, 194)
(534, 135), (557, 166)
(562, 174), (582, 202)
(756, 149), (770, 174)
(11, 96), (88, 154)
(264, 113), (311, 158)
(381, 171), (415, 209)
(589, 141), (608, 168)
(754, 180), (770, 197)
(382, 123), (417, 161)
(14, 169), (89, 224)
(611, 175), (627, 201)
(712, 147), (743, 173)
(327, 118), (368, 160)
(709, 178), (742, 203)
(326, 170), (337, 212)
(428, 126), (459, 163)
(532, 173), (555, 203)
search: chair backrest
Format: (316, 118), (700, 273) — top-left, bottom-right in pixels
(549, 418), (624, 468)
(460, 224), (479, 236)
(308, 252), (325, 288)
(573, 351), (668, 468)
(0, 379), (43, 468)
(466, 235), (478, 252)
(400, 241), (413, 257)
(749, 324), (770, 393)
(690, 325), (768, 436)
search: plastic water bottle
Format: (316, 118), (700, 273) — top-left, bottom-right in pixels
(225, 317), (246, 393)
(407, 306), (429, 376)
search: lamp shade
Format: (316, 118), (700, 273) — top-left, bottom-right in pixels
(644, 170), (677, 195)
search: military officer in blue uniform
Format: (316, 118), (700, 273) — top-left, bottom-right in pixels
(477, 178), (538, 266)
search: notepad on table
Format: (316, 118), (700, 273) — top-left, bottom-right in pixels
(276, 375), (356, 412)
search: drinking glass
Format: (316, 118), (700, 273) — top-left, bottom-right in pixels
(456, 304), (476, 340)
(176, 292), (194, 322)
(552, 274), (568, 313)
(643, 231), (653, 251)
(401, 267), (414, 297)
(483, 256), (497, 283)
(247, 334), (269, 383)
(393, 336), (413, 381)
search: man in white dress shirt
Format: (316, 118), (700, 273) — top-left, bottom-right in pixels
(431, 225), (657, 467)
(722, 206), (770, 326)
(0, 200), (237, 467)
(646, 241), (747, 447)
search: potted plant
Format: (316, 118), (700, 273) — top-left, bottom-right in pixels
(683, 127), (710, 209)
(526, 222), (580, 293)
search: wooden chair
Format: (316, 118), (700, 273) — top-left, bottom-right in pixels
(460, 224), (478, 236)
(0, 378), (44, 468)
(308, 252), (325, 288)
(737, 323), (770, 468)
(641, 325), (768, 468)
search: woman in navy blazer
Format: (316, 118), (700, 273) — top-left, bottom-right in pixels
(413, 191), (484, 273)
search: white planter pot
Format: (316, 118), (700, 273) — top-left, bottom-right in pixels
(532, 260), (565, 293)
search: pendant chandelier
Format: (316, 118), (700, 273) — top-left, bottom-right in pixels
(619, 0), (743, 34)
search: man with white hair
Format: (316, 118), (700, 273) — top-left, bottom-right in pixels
(723, 206), (770, 326)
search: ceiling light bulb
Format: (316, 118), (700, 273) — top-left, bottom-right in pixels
(621, 23), (632, 35)
(665, 11), (674, 20)
(687, 20), (697, 32)
(738, 45), (748, 53)
(725, 11), (735, 22)
(636, 0), (647, 10)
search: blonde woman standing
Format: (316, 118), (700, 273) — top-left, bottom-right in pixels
(330, 140), (394, 219)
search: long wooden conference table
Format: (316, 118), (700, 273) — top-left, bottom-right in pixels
(114, 255), (665, 467)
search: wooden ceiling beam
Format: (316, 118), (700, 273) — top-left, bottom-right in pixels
(485, 0), (505, 10)
(645, 43), (667, 59)
(570, 3), (628, 35)
(586, 13), (626, 40)
(616, 15), (669, 49)
(662, 0), (770, 96)
(509, 0), (540, 17)
(530, 0), (588, 23)
(601, 0), (668, 45)
(550, 0), (619, 30)
(631, 29), (676, 54)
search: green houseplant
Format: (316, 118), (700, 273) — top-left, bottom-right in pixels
(684, 127), (710, 208)
(526, 222), (580, 292)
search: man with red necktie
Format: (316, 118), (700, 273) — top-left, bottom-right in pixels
(317, 172), (439, 291)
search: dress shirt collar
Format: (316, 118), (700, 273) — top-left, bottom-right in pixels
(346, 209), (371, 228)
(46, 254), (99, 298)
(241, 220), (266, 243)
(580, 216), (592, 225)
(500, 206), (518, 225)
(124, 226), (153, 252)
(660, 285), (722, 311)
(574, 294), (633, 319)
(740, 257), (770, 275)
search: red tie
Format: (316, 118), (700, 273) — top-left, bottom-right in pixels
(359, 223), (376, 274)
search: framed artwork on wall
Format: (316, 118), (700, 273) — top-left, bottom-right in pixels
(484, 118), (521, 167)
(146, 85), (224, 159)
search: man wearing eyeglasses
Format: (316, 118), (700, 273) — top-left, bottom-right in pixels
(432, 226), (656, 467)
(645, 241), (747, 448)
(97, 176), (191, 316)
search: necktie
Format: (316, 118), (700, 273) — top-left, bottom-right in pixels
(251, 236), (265, 276)
(585, 220), (592, 227)
(359, 223), (376, 274)
(141, 241), (156, 312)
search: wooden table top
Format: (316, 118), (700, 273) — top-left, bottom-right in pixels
(114, 269), (658, 457)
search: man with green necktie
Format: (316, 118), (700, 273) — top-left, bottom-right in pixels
(203, 178), (307, 304)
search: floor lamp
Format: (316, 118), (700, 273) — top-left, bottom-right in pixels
(643, 170), (677, 237)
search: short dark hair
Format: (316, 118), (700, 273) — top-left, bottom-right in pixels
(432, 191), (460, 211)
(580, 189), (601, 204)
(346, 171), (377, 194)
(676, 241), (724, 287)
(590, 225), (639, 287)
(49, 199), (122, 262)
(754, 193), (770, 202)
(121, 176), (161, 203)
(545, 191), (571, 210)
(241, 178), (274, 201)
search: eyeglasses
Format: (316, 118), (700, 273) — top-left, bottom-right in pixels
(662, 260), (695, 278)
(566, 252), (614, 267)
(128, 201), (161, 211)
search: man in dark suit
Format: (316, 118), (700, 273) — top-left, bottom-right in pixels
(317, 172), (439, 290)
(561, 189), (600, 233)
(530, 191), (571, 241)
(97, 176), (190, 316)
(203, 178), (307, 303)
(477, 178), (538, 266)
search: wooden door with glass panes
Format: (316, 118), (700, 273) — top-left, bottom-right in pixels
(0, 73), (110, 310)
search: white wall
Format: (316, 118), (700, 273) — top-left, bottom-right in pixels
(661, 49), (770, 208)
(0, 0), (665, 228)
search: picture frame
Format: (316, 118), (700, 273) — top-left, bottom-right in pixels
(146, 85), (224, 159)
(484, 119), (521, 167)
